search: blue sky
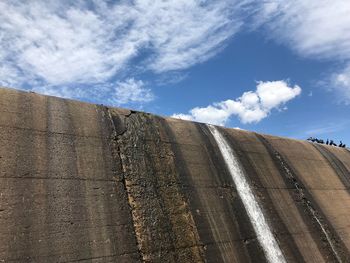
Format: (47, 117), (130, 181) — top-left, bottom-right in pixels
(0, 0), (349, 143)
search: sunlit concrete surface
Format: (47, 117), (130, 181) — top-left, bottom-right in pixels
(0, 87), (349, 262)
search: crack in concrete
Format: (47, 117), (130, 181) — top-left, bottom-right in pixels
(105, 107), (144, 263)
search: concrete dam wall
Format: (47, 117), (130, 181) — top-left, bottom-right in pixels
(1, 87), (350, 263)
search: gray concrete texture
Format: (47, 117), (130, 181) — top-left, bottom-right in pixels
(0, 87), (350, 262)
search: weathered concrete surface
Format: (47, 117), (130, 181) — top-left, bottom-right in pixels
(1, 87), (350, 262)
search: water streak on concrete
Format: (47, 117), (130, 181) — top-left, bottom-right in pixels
(208, 125), (286, 263)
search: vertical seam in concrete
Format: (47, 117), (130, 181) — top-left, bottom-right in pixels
(105, 108), (144, 262)
(256, 134), (348, 263)
(312, 143), (350, 190)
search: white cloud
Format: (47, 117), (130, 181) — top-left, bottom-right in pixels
(0, 1), (120, 86)
(0, 1), (244, 91)
(172, 80), (301, 125)
(171, 113), (194, 121)
(0, 64), (22, 88)
(112, 78), (154, 106)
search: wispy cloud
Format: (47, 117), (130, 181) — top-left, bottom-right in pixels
(112, 78), (154, 106)
(254, 0), (350, 102)
(32, 78), (153, 107)
(172, 80), (301, 125)
(287, 119), (349, 140)
(304, 124), (346, 136)
(0, 0), (246, 105)
(1, 0), (349, 108)
(329, 65), (350, 104)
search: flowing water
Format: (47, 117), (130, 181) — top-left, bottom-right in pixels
(208, 125), (286, 263)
